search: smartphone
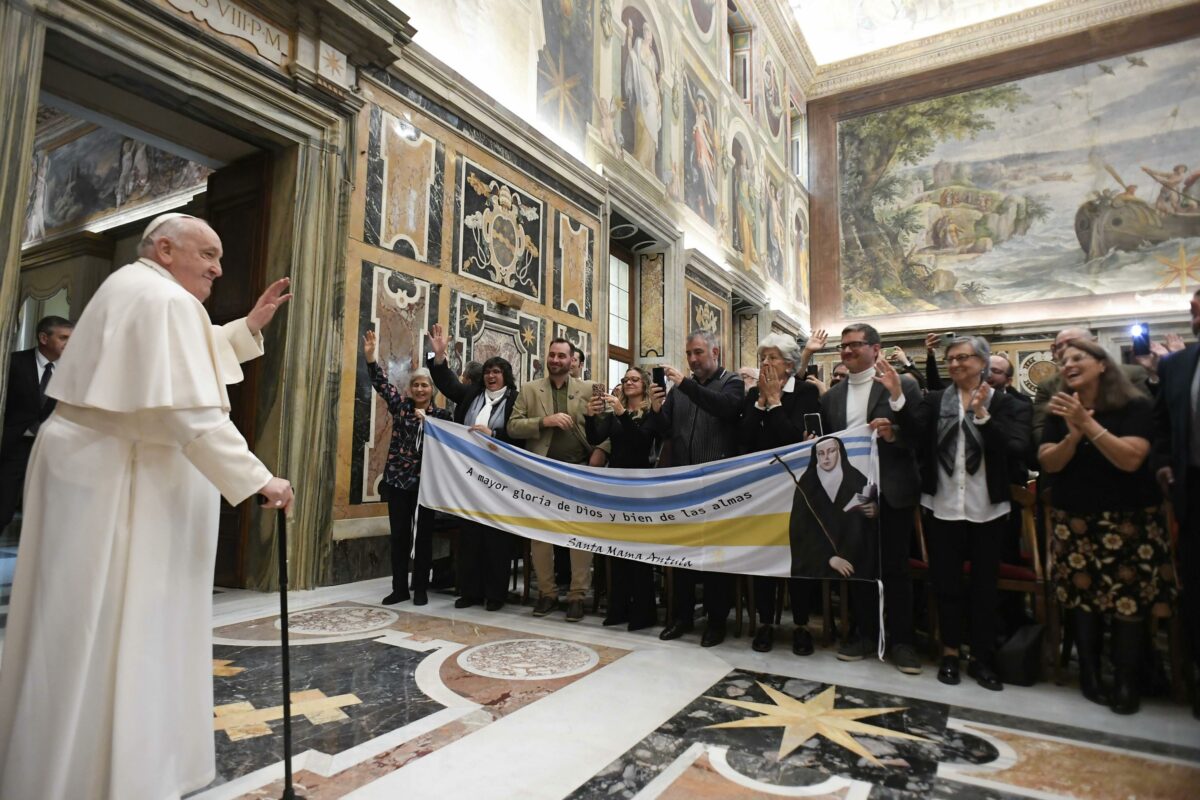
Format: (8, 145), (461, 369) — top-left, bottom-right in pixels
(652, 366), (667, 391)
(805, 364), (820, 380)
(943, 331), (955, 343)
(1130, 323), (1150, 356)
(592, 382), (604, 398)
(803, 413), (823, 437)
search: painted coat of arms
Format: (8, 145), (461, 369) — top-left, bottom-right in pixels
(459, 163), (543, 300)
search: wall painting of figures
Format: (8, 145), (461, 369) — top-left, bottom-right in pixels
(352, 261), (439, 504)
(761, 56), (785, 141)
(620, 5), (664, 179)
(364, 106), (444, 265)
(764, 172), (787, 286)
(682, 66), (720, 228)
(730, 135), (760, 271)
(836, 36), (1200, 321)
(455, 158), (544, 302)
(794, 209), (810, 308)
(535, 0), (594, 149)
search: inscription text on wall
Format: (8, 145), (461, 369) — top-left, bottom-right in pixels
(165, 0), (288, 65)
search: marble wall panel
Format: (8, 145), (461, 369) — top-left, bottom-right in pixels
(364, 105), (444, 264)
(638, 251), (665, 358)
(448, 289), (542, 385)
(352, 260), (439, 504)
(687, 290), (724, 352)
(553, 210), (594, 321)
(454, 157), (544, 302)
(737, 313), (758, 370)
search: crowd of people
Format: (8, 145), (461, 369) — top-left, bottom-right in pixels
(363, 290), (1200, 716)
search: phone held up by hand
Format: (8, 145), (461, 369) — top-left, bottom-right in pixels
(652, 366), (667, 391)
(805, 364), (820, 380)
(1130, 323), (1151, 357)
(803, 413), (823, 438)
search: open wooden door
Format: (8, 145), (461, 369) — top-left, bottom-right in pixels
(205, 153), (271, 587)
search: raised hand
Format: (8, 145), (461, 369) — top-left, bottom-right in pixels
(1166, 332), (1186, 353)
(925, 332), (940, 352)
(605, 393), (627, 416)
(362, 329), (377, 364)
(873, 355), (902, 400)
(805, 374), (828, 396)
(649, 384), (666, 412)
(804, 329), (827, 354)
(246, 277), (293, 335)
(663, 365), (685, 385)
(429, 323), (448, 364)
(585, 396), (605, 417)
(969, 383), (992, 418)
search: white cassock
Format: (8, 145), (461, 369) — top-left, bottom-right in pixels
(0, 258), (274, 799)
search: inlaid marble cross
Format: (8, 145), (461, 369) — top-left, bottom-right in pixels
(213, 689), (362, 741)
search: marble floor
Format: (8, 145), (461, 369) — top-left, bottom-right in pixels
(1, 573), (1197, 798)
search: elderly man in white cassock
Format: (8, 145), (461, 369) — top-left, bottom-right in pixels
(0, 213), (294, 799)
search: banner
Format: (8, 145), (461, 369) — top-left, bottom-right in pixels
(418, 419), (880, 580)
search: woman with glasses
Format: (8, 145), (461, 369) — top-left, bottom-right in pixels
(739, 333), (822, 656)
(901, 336), (1029, 691)
(426, 324), (521, 612)
(1039, 338), (1171, 714)
(364, 330), (453, 606)
(586, 367), (661, 630)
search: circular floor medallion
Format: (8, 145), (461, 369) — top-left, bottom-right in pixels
(457, 638), (600, 680)
(278, 606), (399, 635)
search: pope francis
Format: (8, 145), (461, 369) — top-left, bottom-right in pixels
(0, 213), (294, 799)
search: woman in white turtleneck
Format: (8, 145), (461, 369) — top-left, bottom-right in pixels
(426, 323), (521, 611)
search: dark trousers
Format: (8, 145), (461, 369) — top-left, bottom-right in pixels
(850, 496), (916, 646)
(1181, 472), (1200, 673)
(926, 514), (1006, 662)
(384, 486), (434, 594)
(607, 557), (656, 625)
(670, 568), (733, 625)
(0, 439), (33, 534)
(754, 577), (812, 626)
(456, 520), (513, 604)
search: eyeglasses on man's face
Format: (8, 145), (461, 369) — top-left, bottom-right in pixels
(839, 340), (870, 351)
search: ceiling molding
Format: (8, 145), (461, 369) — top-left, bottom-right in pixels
(784, 0), (1194, 99)
(747, 0), (816, 95)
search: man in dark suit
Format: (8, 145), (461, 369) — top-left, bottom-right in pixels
(1152, 288), (1200, 717)
(1, 316), (73, 536)
(819, 323), (924, 674)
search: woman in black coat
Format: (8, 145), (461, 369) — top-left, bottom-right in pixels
(585, 366), (660, 630)
(900, 336), (1029, 691)
(426, 323), (519, 611)
(739, 333), (822, 656)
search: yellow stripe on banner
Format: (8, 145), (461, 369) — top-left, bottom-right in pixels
(432, 508), (791, 546)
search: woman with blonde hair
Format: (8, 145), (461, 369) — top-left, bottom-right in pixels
(586, 366), (660, 629)
(1039, 337), (1171, 714)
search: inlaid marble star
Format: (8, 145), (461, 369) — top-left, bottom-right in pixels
(212, 659), (245, 677)
(322, 48), (344, 77)
(705, 683), (928, 766)
(1155, 243), (1200, 293)
(521, 325), (536, 346)
(463, 306), (481, 330)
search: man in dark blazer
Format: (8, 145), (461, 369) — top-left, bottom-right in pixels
(1, 316), (73, 535)
(1152, 288), (1200, 717)
(819, 323), (924, 674)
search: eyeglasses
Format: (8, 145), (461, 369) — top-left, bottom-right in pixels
(946, 354), (979, 364)
(839, 341), (870, 350)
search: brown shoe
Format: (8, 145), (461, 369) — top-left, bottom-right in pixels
(565, 599), (584, 622)
(532, 596), (557, 617)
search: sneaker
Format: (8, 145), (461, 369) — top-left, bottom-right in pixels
(532, 596), (557, 617)
(890, 643), (923, 675)
(565, 599), (584, 622)
(836, 637), (873, 662)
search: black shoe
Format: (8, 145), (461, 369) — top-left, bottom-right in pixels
(752, 625), (774, 653)
(454, 597), (480, 609)
(485, 599), (504, 612)
(532, 596), (557, 617)
(792, 627), (815, 656)
(938, 655), (961, 685)
(968, 660), (1003, 691)
(837, 637), (873, 662)
(412, 589), (428, 606)
(659, 621), (694, 641)
(602, 615), (629, 627)
(382, 591), (409, 605)
(890, 643), (923, 675)
(701, 621), (726, 648)
(565, 599), (584, 622)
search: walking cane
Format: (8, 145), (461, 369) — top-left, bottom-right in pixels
(271, 503), (304, 800)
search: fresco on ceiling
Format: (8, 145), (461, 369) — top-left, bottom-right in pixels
(535, 0), (594, 149)
(762, 57), (784, 140)
(683, 66), (719, 227)
(620, 5), (664, 179)
(838, 37), (1200, 318)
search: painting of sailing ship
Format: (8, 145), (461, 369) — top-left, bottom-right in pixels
(837, 37), (1200, 318)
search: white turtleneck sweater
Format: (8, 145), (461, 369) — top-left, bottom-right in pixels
(845, 366), (905, 429)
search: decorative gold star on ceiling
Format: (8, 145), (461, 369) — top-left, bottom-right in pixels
(705, 683), (929, 766)
(1155, 243), (1200, 293)
(539, 47), (581, 129)
(463, 306), (481, 331)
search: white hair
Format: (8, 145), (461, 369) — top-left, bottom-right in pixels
(137, 215), (202, 259)
(757, 332), (803, 370)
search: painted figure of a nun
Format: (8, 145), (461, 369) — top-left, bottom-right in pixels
(788, 435), (878, 579)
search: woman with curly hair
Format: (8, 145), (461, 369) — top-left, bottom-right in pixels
(1039, 338), (1172, 714)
